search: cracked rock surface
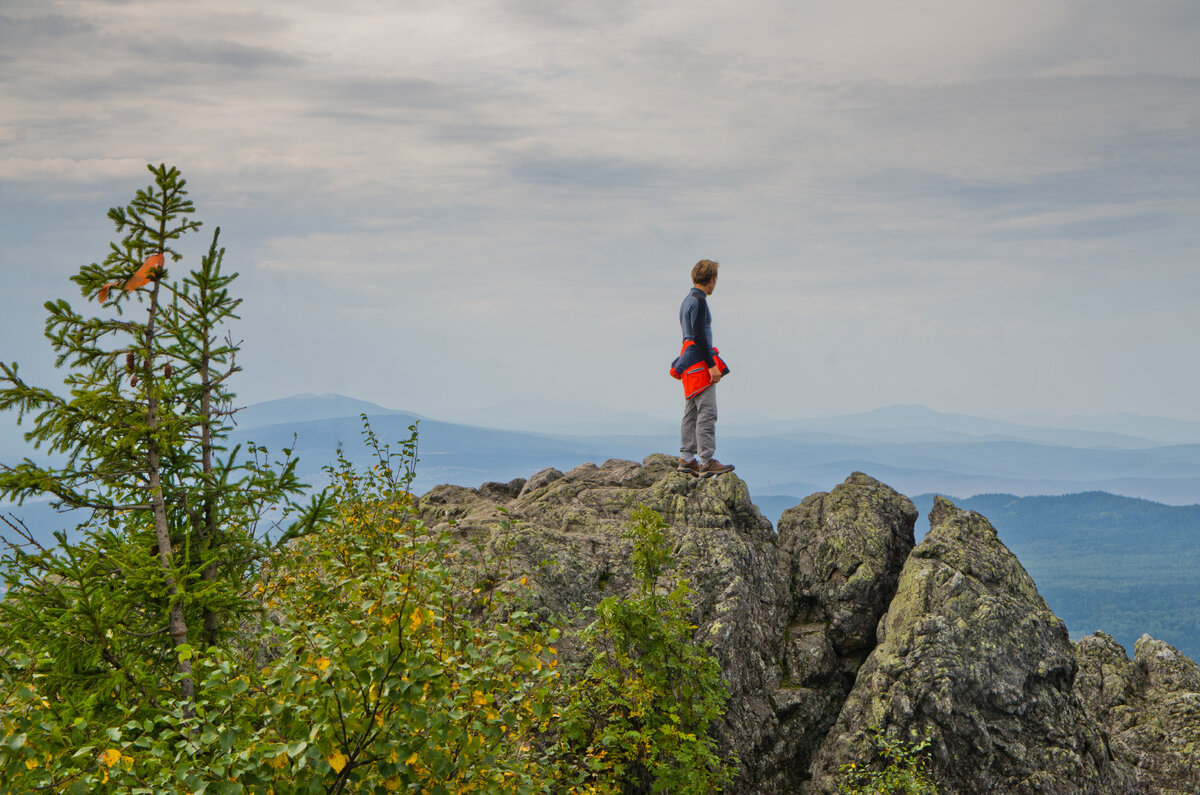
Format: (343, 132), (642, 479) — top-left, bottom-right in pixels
(418, 458), (1199, 794)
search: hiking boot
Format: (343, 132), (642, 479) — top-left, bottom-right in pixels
(699, 459), (735, 476)
(677, 457), (701, 476)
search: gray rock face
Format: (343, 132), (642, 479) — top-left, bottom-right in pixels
(762, 473), (919, 791)
(423, 455), (793, 786)
(418, 462), (1200, 795)
(780, 472), (917, 655)
(1077, 632), (1200, 794)
(805, 497), (1127, 794)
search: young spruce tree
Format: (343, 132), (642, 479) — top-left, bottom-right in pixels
(0, 164), (324, 710)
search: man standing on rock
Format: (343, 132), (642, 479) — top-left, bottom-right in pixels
(671, 259), (734, 477)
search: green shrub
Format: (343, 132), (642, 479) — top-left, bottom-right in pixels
(0, 420), (562, 793)
(552, 506), (736, 794)
(837, 726), (939, 795)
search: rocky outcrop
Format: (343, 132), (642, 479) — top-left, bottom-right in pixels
(1077, 632), (1200, 794)
(418, 459), (1200, 794)
(805, 497), (1129, 794)
(765, 473), (918, 791)
(422, 455), (795, 786)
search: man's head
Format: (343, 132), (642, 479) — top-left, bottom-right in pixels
(692, 259), (719, 294)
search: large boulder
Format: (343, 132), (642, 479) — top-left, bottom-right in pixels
(805, 497), (1128, 794)
(761, 472), (918, 792)
(419, 462), (919, 792)
(1077, 632), (1200, 794)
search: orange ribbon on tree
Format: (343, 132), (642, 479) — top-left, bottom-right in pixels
(98, 253), (165, 303)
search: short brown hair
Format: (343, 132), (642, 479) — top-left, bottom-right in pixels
(691, 259), (719, 285)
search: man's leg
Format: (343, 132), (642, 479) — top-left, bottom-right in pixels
(695, 386), (718, 464)
(695, 387), (733, 474)
(680, 395), (699, 460)
(678, 397), (702, 474)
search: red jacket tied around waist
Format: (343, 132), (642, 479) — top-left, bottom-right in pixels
(670, 340), (729, 400)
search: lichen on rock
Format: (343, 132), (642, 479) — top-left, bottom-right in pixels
(804, 497), (1128, 794)
(416, 460), (1199, 795)
(1077, 631), (1200, 794)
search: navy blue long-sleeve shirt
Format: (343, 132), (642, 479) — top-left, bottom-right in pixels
(679, 286), (716, 368)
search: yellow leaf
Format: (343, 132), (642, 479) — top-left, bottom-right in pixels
(100, 748), (122, 768)
(409, 609), (423, 632)
(406, 752), (419, 766)
(385, 775), (402, 791)
(328, 750), (348, 773)
(471, 690), (489, 707)
(24, 758), (38, 770)
(267, 753), (288, 770)
(315, 657), (331, 673)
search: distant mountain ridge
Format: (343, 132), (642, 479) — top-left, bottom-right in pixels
(233, 393), (413, 429)
(10, 394), (1200, 507)
(722, 403), (1200, 448)
(10, 392), (1200, 494)
(5, 395), (1198, 662)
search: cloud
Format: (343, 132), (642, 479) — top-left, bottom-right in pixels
(0, 12), (95, 42)
(509, 154), (676, 190)
(501, 0), (638, 31)
(2, 0), (1199, 421)
(133, 35), (304, 69)
(0, 157), (150, 182)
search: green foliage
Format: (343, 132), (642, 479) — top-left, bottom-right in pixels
(626, 505), (672, 595)
(553, 506), (735, 794)
(0, 165), (741, 793)
(0, 420), (562, 793)
(0, 164), (323, 713)
(837, 727), (939, 795)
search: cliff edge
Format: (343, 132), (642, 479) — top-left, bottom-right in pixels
(418, 456), (1200, 794)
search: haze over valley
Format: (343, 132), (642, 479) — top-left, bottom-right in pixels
(6, 393), (1198, 659)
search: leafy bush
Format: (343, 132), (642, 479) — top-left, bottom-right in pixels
(552, 506), (736, 794)
(837, 726), (939, 795)
(0, 420), (562, 793)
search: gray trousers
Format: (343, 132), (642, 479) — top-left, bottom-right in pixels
(680, 385), (718, 463)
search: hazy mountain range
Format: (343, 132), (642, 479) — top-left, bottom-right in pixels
(7, 392), (1200, 518)
(3, 393), (1197, 657)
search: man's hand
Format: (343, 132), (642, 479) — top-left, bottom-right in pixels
(708, 365), (723, 384)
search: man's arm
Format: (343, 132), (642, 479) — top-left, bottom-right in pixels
(687, 293), (717, 368)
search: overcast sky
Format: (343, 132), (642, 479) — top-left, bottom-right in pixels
(2, 0), (1198, 426)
